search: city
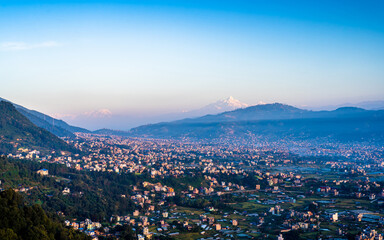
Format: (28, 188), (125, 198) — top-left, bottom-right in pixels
(3, 132), (384, 239)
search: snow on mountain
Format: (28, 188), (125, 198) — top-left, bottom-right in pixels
(186, 96), (249, 117)
(84, 109), (113, 118)
(202, 96), (248, 111)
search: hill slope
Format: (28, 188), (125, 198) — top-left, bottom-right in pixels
(0, 101), (75, 154)
(0, 97), (89, 137)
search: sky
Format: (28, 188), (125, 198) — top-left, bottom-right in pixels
(1, 0), (384, 129)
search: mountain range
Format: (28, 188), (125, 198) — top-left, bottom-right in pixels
(172, 103), (384, 123)
(52, 96), (250, 130)
(128, 103), (384, 143)
(0, 101), (75, 154)
(0, 97), (89, 137)
(2, 96), (384, 145)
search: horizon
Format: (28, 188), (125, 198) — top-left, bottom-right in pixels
(1, 95), (384, 131)
(1, 0), (384, 129)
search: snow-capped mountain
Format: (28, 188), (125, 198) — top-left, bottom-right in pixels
(52, 97), (251, 130)
(186, 96), (249, 117)
(83, 109), (113, 118)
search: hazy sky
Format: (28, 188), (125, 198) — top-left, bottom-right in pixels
(1, 0), (384, 119)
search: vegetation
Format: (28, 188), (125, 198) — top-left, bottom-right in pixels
(0, 189), (90, 240)
(0, 101), (75, 154)
(0, 156), (137, 221)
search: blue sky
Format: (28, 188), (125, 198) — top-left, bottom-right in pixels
(0, 0), (383, 126)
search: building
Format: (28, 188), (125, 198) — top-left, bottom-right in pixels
(37, 169), (49, 176)
(215, 224), (221, 231)
(331, 213), (338, 222)
(62, 187), (70, 195)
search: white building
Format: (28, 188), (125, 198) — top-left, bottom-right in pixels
(37, 169), (49, 176)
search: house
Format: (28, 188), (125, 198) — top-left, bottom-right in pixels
(137, 234), (145, 240)
(232, 219), (238, 226)
(215, 224), (221, 231)
(331, 213), (338, 222)
(37, 169), (49, 176)
(62, 187), (70, 195)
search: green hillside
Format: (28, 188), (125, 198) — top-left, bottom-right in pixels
(0, 97), (89, 137)
(0, 101), (75, 154)
(0, 156), (137, 221)
(0, 189), (90, 240)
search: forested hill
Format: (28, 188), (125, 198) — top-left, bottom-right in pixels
(0, 97), (90, 137)
(0, 189), (90, 240)
(0, 101), (75, 154)
(0, 156), (137, 222)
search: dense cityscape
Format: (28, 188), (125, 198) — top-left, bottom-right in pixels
(3, 133), (384, 240)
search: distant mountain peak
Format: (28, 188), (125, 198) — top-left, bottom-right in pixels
(205, 96), (249, 111)
(182, 96), (249, 117)
(219, 96), (249, 109)
(227, 96), (235, 100)
(84, 109), (112, 118)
